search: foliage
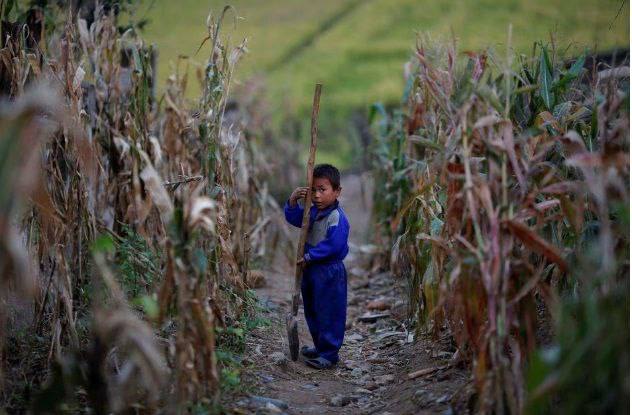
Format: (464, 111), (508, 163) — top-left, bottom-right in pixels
(113, 225), (160, 298)
(0, 3), (282, 412)
(215, 289), (270, 394)
(371, 34), (629, 412)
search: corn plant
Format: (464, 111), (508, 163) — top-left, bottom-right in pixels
(371, 35), (629, 413)
(1, 4), (279, 412)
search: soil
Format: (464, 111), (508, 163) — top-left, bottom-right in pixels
(226, 174), (470, 414)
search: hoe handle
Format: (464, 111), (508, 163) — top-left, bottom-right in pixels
(292, 83), (322, 315)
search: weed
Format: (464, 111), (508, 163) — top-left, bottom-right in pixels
(114, 225), (160, 298)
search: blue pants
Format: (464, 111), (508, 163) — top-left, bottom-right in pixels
(301, 261), (347, 363)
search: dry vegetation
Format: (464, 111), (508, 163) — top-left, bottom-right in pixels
(1, 4), (288, 413)
(0, 2), (629, 414)
(371, 33), (629, 413)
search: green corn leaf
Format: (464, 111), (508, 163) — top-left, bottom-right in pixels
(590, 105), (598, 145)
(555, 53), (586, 91)
(539, 46), (553, 109)
(131, 45), (143, 73)
(368, 102), (387, 125)
(515, 84), (538, 95)
(476, 83), (504, 113)
(408, 135), (441, 151)
(134, 295), (159, 319)
(92, 234), (115, 254)
(3, 0), (15, 19)
(566, 53), (585, 76)
(401, 73), (416, 103)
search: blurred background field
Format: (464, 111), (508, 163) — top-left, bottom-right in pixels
(138, 0), (629, 167)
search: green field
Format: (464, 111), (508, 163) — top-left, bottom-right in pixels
(138, 0), (628, 166)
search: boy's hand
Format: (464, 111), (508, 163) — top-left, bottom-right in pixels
(296, 258), (306, 267)
(289, 187), (309, 207)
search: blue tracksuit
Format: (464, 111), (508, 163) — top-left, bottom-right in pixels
(284, 199), (349, 364)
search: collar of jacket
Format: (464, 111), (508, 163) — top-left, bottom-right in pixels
(309, 200), (339, 223)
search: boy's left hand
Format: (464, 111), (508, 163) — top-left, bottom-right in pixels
(297, 258), (305, 267)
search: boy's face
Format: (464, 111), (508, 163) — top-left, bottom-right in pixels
(312, 177), (340, 210)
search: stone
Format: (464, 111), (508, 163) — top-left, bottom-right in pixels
(270, 351), (287, 366)
(263, 402), (283, 413)
(350, 367), (364, 378)
(357, 396), (371, 406)
(330, 394), (358, 407)
(301, 383), (318, 391)
(374, 331), (406, 341)
(345, 333), (364, 343)
(436, 394), (449, 404)
(351, 280), (370, 289)
(343, 359), (356, 370)
(259, 373), (275, 383)
(359, 363), (370, 373)
(349, 266), (369, 278)
(354, 387), (373, 394)
(374, 374), (395, 386)
(249, 396), (289, 410)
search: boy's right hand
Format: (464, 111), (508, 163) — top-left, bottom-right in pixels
(289, 187), (309, 207)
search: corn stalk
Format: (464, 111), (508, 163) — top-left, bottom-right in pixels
(372, 37), (629, 413)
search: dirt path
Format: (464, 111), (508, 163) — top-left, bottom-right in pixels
(228, 175), (469, 414)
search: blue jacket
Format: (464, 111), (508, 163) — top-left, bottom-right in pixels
(284, 199), (349, 263)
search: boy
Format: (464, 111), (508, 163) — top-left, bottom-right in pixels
(284, 164), (350, 369)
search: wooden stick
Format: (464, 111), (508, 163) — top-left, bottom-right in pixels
(407, 363), (452, 380)
(291, 83), (322, 315)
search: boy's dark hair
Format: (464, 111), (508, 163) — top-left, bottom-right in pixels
(313, 164), (341, 189)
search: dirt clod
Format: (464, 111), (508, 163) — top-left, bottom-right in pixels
(367, 299), (391, 311)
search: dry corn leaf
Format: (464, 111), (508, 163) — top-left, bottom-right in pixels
(187, 196), (216, 233)
(504, 219), (568, 273)
(139, 151), (173, 225)
(540, 181), (581, 195)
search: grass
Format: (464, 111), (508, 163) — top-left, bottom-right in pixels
(137, 0), (628, 167)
